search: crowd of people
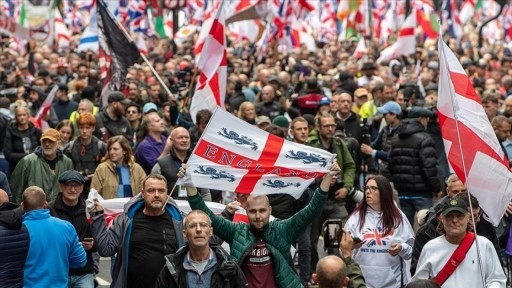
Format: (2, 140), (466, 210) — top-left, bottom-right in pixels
(1, 8), (512, 288)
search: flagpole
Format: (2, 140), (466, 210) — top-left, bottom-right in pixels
(98, 0), (177, 102)
(438, 36), (486, 287)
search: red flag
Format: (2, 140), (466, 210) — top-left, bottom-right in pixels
(437, 38), (512, 226)
(190, 0), (227, 123)
(31, 85), (58, 129)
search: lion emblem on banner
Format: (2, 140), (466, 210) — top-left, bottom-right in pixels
(193, 166), (235, 182)
(262, 180), (300, 189)
(218, 128), (258, 150)
(285, 150), (328, 167)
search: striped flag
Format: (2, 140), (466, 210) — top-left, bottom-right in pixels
(78, 0), (98, 52)
(377, 12), (415, 63)
(437, 38), (512, 226)
(337, 0), (361, 21)
(353, 37), (366, 59)
(190, 0), (227, 124)
(443, 0), (462, 41)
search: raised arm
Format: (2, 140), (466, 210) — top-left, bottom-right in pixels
(281, 160), (340, 242)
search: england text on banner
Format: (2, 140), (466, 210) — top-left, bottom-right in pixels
(178, 108), (335, 199)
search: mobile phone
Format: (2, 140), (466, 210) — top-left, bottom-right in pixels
(83, 237), (93, 242)
(323, 219), (342, 249)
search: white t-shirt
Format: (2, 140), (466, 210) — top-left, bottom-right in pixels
(412, 234), (506, 288)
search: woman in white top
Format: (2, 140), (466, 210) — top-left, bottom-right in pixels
(344, 175), (414, 288)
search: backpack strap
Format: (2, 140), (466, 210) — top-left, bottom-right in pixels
(434, 232), (475, 286)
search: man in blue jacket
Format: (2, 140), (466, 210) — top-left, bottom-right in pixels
(90, 174), (185, 288)
(21, 186), (86, 288)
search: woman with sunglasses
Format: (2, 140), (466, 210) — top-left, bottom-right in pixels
(344, 175), (414, 288)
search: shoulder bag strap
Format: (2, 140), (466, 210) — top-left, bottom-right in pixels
(433, 232), (475, 286)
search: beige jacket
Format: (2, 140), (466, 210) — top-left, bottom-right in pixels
(91, 160), (146, 199)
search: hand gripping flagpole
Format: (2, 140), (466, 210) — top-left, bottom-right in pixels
(437, 34), (486, 287)
(98, 0), (177, 102)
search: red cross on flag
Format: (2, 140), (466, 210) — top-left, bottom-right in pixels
(190, 0), (227, 124)
(178, 108), (335, 198)
(437, 38), (512, 226)
(377, 12), (416, 64)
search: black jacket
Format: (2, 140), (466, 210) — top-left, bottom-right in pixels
(154, 244), (248, 288)
(48, 194), (95, 275)
(4, 121), (41, 173)
(0, 202), (29, 288)
(389, 119), (441, 197)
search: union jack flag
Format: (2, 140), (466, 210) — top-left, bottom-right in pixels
(362, 227), (394, 247)
(128, 0), (149, 34)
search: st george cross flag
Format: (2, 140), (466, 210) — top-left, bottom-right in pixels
(97, 0), (140, 106)
(377, 12), (416, 64)
(178, 108), (335, 198)
(189, 0), (227, 124)
(437, 39), (512, 226)
(31, 85), (58, 129)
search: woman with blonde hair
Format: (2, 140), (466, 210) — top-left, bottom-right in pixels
(237, 101), (256, 124)
(91, 135), (146, 199)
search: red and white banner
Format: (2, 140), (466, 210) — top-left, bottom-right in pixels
(31, 85), (58, 130)
(178, 108), (335, 198)
(437, 39), (512, 226)
(190, 0), (227, 124)
(377, 12), (416, 64)
(353, 37), (366, 59)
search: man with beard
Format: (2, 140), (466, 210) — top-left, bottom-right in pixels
(90, 174), (185, 288)
(152, 127), (211, 200)
(11, 128), (73, 202)
(93, 92), (133, 145)
(180, 161), (341, 288)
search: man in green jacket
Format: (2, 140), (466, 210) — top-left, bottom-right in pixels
(308, 114), (356, 269)
(11, 128), (73, 202)
(180, 161), (340, 288)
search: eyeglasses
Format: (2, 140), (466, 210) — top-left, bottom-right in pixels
(364, 185), (379, 192)
(186, 222), (210, 229)
(356, 94), (368, 98)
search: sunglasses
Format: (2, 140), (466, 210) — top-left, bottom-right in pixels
(126, 110), (139, 114)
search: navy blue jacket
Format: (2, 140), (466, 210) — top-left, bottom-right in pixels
(0, 203), (29, 288)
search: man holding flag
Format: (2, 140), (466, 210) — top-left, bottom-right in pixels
(179, 160), (340, 288)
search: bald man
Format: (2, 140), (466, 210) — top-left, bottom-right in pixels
(0, 189), (28, 288)
(314, 256), (349, 288)
(21, 186), (86, 288)
(152, 128), (211, 201)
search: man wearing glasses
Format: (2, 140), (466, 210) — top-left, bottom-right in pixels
(308, 113), (356, 271)
(90, 174), (185, 288)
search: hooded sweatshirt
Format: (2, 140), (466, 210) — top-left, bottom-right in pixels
(344, 207), (414, 288)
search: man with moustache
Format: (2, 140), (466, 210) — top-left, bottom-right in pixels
(90, 174), (185, 288)
(93, 92), (133, 144)
(11, 128), (73, 202)
(155, 210), (248, 287)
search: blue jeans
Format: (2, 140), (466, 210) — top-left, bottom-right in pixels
(399, 196), (433, 227)
(68, 273), (94, 288)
